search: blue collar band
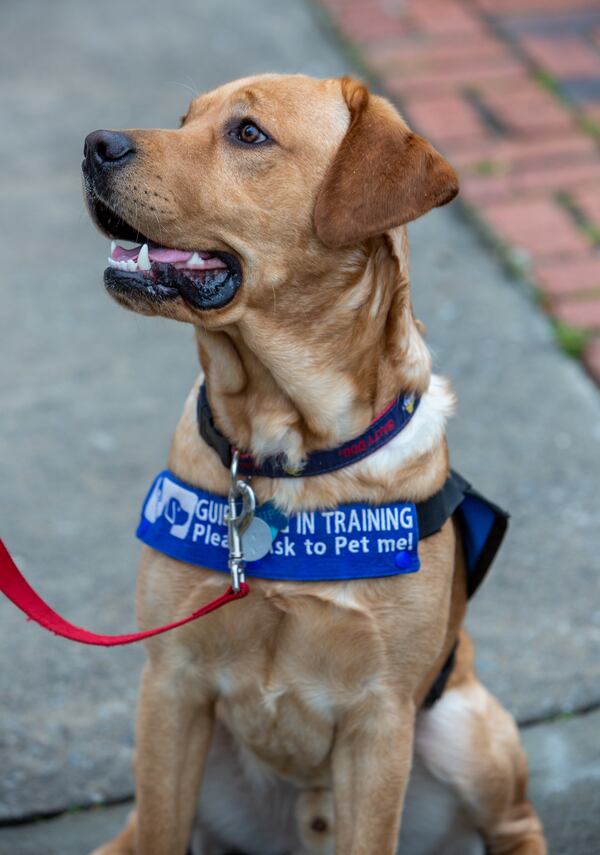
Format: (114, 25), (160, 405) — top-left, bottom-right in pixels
(136, 468), (508, 589)
(137, 470), (421, 581)
(197, 385), (420, 478)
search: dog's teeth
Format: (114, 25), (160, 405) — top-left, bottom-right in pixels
(137, 243), (151, 271)
(188, 252), (205, 267)
(107, 256), (117, 267)
(110, 240), (117, 257)
(126, 259), (138, 272)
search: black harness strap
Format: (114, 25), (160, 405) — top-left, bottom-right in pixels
(416, 473), (476, 710)
(417, 473), (509, 706)
(422, 643), (458, 710)
(416, 470), (468, 538)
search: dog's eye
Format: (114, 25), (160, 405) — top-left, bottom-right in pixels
(231, 121), (269, 145)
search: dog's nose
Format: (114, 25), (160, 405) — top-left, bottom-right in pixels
(84, 130), (135, 169)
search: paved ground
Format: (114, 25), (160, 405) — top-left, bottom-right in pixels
(1, 0), (600, 851)
(2, 708), (599, 855)
(319, 0), (600, 385)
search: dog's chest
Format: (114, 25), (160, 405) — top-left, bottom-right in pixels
(217, 670), (335, 782)
(210, 594), (386, 783)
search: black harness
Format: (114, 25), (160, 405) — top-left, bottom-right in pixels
(197, 387), (509, 707)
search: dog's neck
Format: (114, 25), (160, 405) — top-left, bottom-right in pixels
(194, 231), (438, 474)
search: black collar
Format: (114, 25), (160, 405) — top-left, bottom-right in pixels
(197, 384), (421, 479)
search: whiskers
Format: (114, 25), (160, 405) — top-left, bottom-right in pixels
(169, 77), (201, 101)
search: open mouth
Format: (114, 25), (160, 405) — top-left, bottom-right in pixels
(88, 193), (242, 311)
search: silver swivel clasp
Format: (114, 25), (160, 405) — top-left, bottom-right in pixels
(226, 450), (256, 592)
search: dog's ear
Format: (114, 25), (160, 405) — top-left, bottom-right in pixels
(314, 78), (459, 248)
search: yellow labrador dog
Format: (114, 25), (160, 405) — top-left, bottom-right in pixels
(83, 74), (545, 855)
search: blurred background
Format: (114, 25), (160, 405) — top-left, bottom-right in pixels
(1, 0), (600, 852)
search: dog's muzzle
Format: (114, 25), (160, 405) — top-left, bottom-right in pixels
(82, 130), (243, 311)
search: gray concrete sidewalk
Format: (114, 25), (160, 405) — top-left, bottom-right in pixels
(2, 709), (599, 855)
(1, 0), (599, 851)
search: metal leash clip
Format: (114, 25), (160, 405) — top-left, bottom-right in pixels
(226, 450), (256, 592)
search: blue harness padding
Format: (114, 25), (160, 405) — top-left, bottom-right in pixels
(456, 487), (508, 596)
(136, 470), (420, 581)
(136, 469), (508, 590)
(414, 470), (509, 597)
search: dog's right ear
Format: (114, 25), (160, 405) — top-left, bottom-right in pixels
(314, 78), (458, 249)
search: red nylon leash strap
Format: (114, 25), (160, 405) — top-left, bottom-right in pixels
(0, 539), (249, 647)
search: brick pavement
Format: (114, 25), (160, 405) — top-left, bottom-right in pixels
(318, 0), (600, 383)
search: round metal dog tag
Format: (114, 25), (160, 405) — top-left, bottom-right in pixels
(241, 516), (274, 562)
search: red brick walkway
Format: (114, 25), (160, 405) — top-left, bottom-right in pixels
(318, 0), (600, 384)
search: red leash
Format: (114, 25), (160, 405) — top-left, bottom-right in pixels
(0, 539), (249, 647)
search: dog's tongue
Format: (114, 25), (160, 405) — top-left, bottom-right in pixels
(147, 243), (194, 263)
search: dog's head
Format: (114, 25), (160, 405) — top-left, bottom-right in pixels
(83, 74), (457, 325)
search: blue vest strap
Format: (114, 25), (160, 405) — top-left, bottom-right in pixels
(136, 469), (508, 592)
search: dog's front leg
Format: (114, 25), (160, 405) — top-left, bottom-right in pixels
(135, 662), (214, 855)
(331, 702), (414, 855)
